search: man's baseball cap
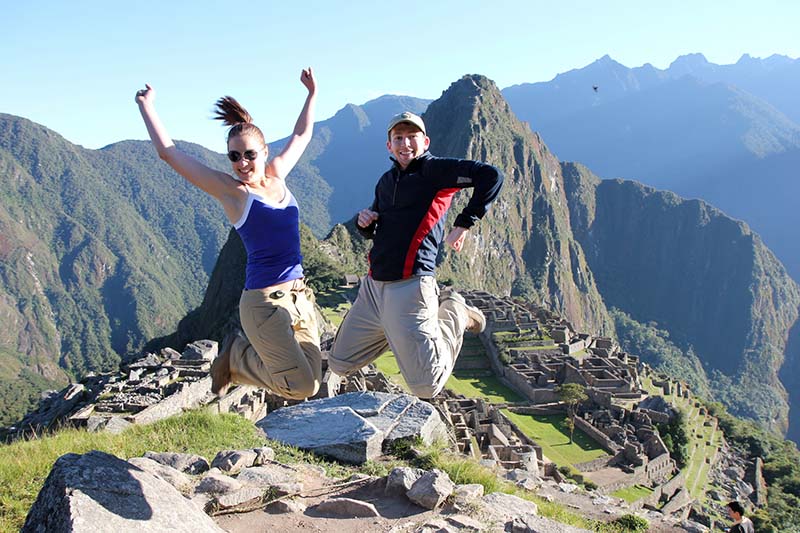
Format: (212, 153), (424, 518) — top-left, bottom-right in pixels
(387, 111), (426, 135)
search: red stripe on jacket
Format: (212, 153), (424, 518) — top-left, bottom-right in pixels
(401, 188), (459, 279)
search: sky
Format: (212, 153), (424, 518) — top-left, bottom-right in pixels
(2, 0), (798, 153)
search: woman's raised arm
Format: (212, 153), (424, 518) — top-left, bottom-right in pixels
(135, 84), (235, 200)
(266, 67), (317, 180)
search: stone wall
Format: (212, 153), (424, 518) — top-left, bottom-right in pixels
(574, 455), (612, 473)
(574, 416), (620, 454)
(510, 405), (564, 416)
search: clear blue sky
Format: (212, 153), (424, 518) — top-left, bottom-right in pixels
(2, 0), (798, 152)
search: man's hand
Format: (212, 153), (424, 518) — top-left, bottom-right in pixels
(357, 208), (379, 228)
(445, 226), (468, 252)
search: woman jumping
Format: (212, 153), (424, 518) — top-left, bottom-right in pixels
(135, 68), (321, 400)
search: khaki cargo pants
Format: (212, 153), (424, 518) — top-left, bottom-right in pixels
(229, 278), (322, 400)
(329, 275), (469, 398)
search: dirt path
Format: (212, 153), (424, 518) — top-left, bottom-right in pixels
(213, 477), (448, 533)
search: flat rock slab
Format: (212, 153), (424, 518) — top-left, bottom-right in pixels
(258, 392), (446, 464)
(313, 497), (380, 518)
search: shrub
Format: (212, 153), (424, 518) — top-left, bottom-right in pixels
(612, 514), (649, 533)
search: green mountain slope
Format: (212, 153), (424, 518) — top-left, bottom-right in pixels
(0, 114), (232, 424)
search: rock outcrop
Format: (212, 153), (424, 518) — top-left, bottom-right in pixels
(22, 450), (223, 533)
(257, 391), (448, 464)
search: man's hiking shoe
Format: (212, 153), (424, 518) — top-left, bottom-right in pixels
(440, 287), (486, 334)
(211, 332), (237, 396)
(464, 304), (486, 334)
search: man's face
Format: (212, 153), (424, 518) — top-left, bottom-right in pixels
(387, 123), (430, 169)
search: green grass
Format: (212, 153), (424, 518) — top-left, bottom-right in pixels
(612, 484), (654, 503)
(501, 411), (608, 466)
(373, 355), (524, 404)
(0, 411), (266, 532)
(373, 352), (411, 392)
(315, 288), (353, 327)
(445, 370), (524, 403)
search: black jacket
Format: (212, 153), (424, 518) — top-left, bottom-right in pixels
(359, 152), (503, 281)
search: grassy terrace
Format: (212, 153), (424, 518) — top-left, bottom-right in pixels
(612, 484), (654, 503)
(373, 353), (524, 405)
(446, 370), (524, 404)
(682, 403), (720, 499)
(501, 411), (608, 466)
(373, 352), (411, 393)
(373, 335), (610, 472)
(315, 287), (355, 327)
(639, 375), (720, 500)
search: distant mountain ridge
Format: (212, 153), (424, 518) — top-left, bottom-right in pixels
(502, 53), (800, 283)
(563, 166), (800, 432)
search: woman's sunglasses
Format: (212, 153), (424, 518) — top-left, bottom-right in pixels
(227, 149), (261, 163)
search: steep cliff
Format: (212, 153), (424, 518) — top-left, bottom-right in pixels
(563, 162), (800, 433)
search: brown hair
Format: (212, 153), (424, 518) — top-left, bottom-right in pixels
(212, 96), (267, 148)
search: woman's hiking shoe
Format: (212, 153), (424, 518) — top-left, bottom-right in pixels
(211, 332), (237, 396)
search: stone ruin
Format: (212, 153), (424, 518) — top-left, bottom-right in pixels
(1, 336), (349, 442)
(440, 290), (704, 517)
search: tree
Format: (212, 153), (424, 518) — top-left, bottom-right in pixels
(556, 383), (588, 444)
(655, 408), (689, 468)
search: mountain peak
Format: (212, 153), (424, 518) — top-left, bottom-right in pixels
(423, 74), (515, 157)
(590, 54), (626, 69)
(667, 53), (711, 76)
(670, 53), (710, 66)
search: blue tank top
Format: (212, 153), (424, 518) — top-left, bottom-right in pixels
(233, 184), (304, 290)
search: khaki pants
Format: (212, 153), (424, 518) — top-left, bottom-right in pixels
(230, 279), (322, 400)
(329, 275), (469, 398)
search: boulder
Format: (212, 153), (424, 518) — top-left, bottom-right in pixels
(127, 457), (193, 493)
(385, 467), (425, 496)
(407, 469), (455, 510)
(252, 446), (275, 465)
(22, 450), (222, 533)
(212, 488), (264, 512)
(236, 463), (297, 485)
(266, 498), (307, 514)
(210, 450), (258, 474)
(144, 451), (209, 474)
(258, 392), (446, 464)
(194, 470), (242, 495)
(481, 492), (538, 522)
(103, 417), (132, 435)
